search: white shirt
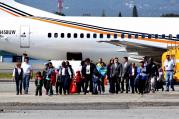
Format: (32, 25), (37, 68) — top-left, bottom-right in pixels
(86, 65), (90, 74)
(59, 67), (72, 76)
(12, 68), (22, 77)
(21, 62), (32, 74)
(164, 59), (175, 71)
(124, 62), (127, 69)
(61, 68), (66, 76)
(132, 67), (135, 76)
(115, 63), (117, 68)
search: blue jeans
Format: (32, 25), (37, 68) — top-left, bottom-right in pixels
(165, 71), (174, 91)
(15, 79), (22, 95)
(61, 76), (68, 94)
(23, 74), (30, 94)
(93, 82), (98, 94)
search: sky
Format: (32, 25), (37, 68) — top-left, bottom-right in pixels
(16, 0), (179, 17)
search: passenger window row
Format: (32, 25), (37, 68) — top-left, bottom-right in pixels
(48, 33), (179, 40)
(48, 33), (118, 39)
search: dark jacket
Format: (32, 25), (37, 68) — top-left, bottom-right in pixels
(82, 63), (96, 77)
(66, 65), (74, 77)
(35, 77), (43, 87)
(122, 62), (131, 77)
(148, 63), (159, 77)
(14, 68), (23, 81)
(42, 68), (48, 80)
(129, 66), (137, 78)
(111, 63), (123, 78)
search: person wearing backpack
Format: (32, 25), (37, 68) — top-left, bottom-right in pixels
(12, 62), (23, 95)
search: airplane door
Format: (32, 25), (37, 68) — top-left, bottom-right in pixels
(20, 26), (30, 48)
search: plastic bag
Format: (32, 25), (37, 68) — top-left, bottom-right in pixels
(70, 81), (77, 94)
(104, 76), (108, 85)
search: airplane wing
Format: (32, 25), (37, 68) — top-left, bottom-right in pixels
(98, 40), (166, 62)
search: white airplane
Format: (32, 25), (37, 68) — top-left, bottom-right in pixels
(0, 0), (179, 62)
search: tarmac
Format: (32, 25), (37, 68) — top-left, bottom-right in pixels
(0, 82), (179, 110)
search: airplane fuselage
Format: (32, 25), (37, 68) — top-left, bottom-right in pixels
(0, 17), (126, 61)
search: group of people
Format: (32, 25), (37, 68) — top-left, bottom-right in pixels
(12, 55), (175, 96)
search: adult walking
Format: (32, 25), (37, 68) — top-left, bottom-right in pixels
(139, 61), (148, 95)
(111, 57), (123, 94)
(42, 63), (49, 95)
(21, 57), (32, 94)
(82, 58), (96, 95)
(66, 61), (74, 94)
(58, 61), (72, 95)
(121, 57), (131, 93)
(107, 58), (114, 93)
(12, 62), (23, 95)
(164, 55), (175, 91)
(46, 62), (55, 95)
(148, 58), (159, 93)
(129, 63), (137, 94)
(96, 58), (106, 68)
(97, 62), (107, 94)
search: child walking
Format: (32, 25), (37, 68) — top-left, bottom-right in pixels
(92, 68), (100, 95)
(74, 71), (82, 94)
(35, 72), (43, 96)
